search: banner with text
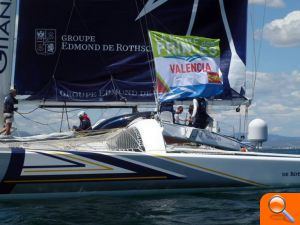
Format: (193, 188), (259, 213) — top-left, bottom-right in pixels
(149, 31), (223, 102)
(14, 0), (247, 102)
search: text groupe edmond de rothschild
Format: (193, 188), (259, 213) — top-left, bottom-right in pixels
(61, 34), (151, 52)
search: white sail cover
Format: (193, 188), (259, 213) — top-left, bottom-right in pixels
(0, 2), (18, 126)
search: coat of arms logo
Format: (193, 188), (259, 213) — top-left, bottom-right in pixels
(35, 29), (56, 55)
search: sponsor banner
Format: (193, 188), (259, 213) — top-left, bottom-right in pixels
(149, 31), (223, 102)
(35, 29), (56, 55)
(14, 0), (247, 102)
(31, 80), (154, 102)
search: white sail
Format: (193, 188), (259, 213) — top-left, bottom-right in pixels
(0, 0), (18, 127)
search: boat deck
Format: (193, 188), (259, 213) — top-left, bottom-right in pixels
(1, 132), (300, 159)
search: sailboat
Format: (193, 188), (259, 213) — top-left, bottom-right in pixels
(0, 0), (299, 198)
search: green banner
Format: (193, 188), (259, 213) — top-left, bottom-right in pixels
(148, 30), (223, 101)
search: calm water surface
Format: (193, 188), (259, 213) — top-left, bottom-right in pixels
(1, 188), (299, 225)
(1, 147), (300, 225)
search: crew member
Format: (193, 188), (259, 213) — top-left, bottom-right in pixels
(187, 104), (194, 126)
(191, 98), (210, 129)
(73, 111), (92, 131)
(174, 105), (185, 124)
(0, 89), (18, 136)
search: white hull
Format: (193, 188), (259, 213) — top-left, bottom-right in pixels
(0, 119), (299, 198)
(162, 122), (243, 151)
(0, 147), (299, 197)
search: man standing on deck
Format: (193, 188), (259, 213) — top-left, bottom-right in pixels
(191, 98), (210, 129)
(0, 89), (18, 136)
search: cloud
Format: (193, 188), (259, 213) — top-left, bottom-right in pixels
(259, 104), (289, 113)
(257, 11), (300, 47)
(11, 70), (300, 137)
(204, 69), (300, 136)
(249, 0), (285, 8)
(292, 70), (300, 82)
(271, 126), (282, 132)
(244, 70), (300, 136)
(291, 91), (300, 99)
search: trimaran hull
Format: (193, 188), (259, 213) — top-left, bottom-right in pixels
(162, 122), (244, 151)
(0, 144), (300, 198)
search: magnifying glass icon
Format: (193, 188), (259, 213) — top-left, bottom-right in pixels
(269, 195), (295, 223)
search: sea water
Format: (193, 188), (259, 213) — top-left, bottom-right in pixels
(0, 147), (300, 225)
(1, 187), (300, 225)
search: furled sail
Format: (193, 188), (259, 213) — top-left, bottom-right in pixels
(14, 0), (248, 103)
(0, 1), (18, 126)
(149, 31), (223, 102)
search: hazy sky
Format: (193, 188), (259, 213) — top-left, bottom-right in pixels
(13, 0), (300, 137)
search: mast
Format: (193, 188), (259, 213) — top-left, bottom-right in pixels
(0, 0), (18, 127)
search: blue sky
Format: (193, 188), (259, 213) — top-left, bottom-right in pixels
(247, 0), (300, 73)
(243, 0), (300, 137)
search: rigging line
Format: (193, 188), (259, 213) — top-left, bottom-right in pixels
(111, 108), (122, 118)
(257, 0), (267, 70)
(134, 0), (158, 105)
(51, 0), (76, 100)
(243, 105), (249, 135)
(72, 3), (116, 85)
(15, 111), (52, 126)
(17, 107), (39, 115)
(240, 106), (244, 137)
(141, 0), (157, 89)
(148, 13), (172, 35)
(250, 6), (258, 101)
(110, 76), (123, 100)
(186, 0), (199, 35)
(248, 5), (255, 95)
(73, 3), (90, 33)
(138, 0), (156, 83)
(59, 107), (65, 132)
(40, 108), (81, 113)
(64, 102), (70, 130)
(252, 0), (267, 101)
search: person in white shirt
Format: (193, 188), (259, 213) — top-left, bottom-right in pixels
(174, 105), (184, 124)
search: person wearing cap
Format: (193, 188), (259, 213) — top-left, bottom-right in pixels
(72, 111), (92, 131)
(0, 89), (18, 135)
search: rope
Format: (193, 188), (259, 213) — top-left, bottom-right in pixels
(250, 8), (258, 100)
(240, 1), (267, 138)
(243, 105), (249, 136)
(64, 102), (70, 130)
(134, 0), (158, 106)
(50, 0), (76, 100)
(59, 107), (65, 132)
(16, 107), (39, 114)
(40, 108), (81, 113)
(256, 0), (267, 71)
(15, 111), (52, 126)
(238, 109), (242, 139)
(250, 0), (267, 101)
